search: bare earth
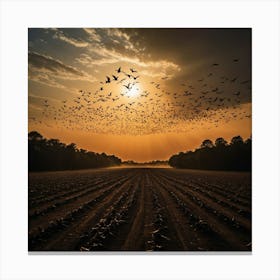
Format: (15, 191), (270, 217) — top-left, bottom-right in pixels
(28, 167), (251, 251)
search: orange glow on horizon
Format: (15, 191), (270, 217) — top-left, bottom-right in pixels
(29, 113), (251, 162)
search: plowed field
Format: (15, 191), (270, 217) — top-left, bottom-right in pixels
(28, 167), (251, 251)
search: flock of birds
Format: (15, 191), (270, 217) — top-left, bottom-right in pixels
(29, 59), (252, 135)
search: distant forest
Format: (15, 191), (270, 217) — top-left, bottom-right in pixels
(169, 136), (251, 171)
(122, 160), (168, 166)
(29, 131), (251, 172)
(28, 131), (121, 171)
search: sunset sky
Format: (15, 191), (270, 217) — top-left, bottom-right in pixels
(28, 28), (251, 162)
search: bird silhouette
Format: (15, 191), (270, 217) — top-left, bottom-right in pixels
(35, 59), (251, 136)
(123, 83), (131, 90)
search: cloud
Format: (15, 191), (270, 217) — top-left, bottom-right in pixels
(50, 28), (180, 77)
(83, 28), (101, 42)
(28, 70), (66, 89)
(52, 29), (89, 48)
(28, 52), (96, 92)
(104, 29), (135, 51)
(28, 51), (93, 82)
(29, 52), (84, 76)
(72, 28), (180, 77)
(51, 28), (136, 51)
(76, 46), (180, 78)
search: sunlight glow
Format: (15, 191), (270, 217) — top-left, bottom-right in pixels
(126, 84), (140, 98)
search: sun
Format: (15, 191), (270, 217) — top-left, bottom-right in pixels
(126, 84), (140, 98)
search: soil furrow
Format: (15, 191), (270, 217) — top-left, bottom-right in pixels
(29, 171), (139, 250)
(158, 172), (251, 232)
(152, 172), (250, 250)
(28, 168), (252, 251)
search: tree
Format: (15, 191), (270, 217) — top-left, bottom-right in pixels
(66, 143), (77, 152)
(215, 137), (227, 147)
(80, 149), (87, 154)
(28, 131), (43, 141)
(47, 139), (60, 147)
(169, 135), (251, 171)
(201, 139), (214, 149)
(230, 135), (243, 145)
(245, 136), (252, 145)
(28, 131), (122, 171)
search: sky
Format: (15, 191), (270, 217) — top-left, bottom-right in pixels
(28, 28), (252, 162)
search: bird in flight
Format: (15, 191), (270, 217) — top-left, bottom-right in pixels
(130, 68), (137, 73)
(123, 83), (131, 90)
(105, 76), (111, 83)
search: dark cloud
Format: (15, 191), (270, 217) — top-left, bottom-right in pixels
(123, 28), (251, 108)
(126, 28), (251, 63)
(28, 51), (85, 77)
(126, 28), (251, 85)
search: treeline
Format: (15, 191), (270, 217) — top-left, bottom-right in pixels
(28, 131), (121, 171)
(169, 136), (251, 171)
(122, 160), (168, 166)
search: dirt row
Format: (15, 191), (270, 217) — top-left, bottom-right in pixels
(28, 167), (252, 251)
